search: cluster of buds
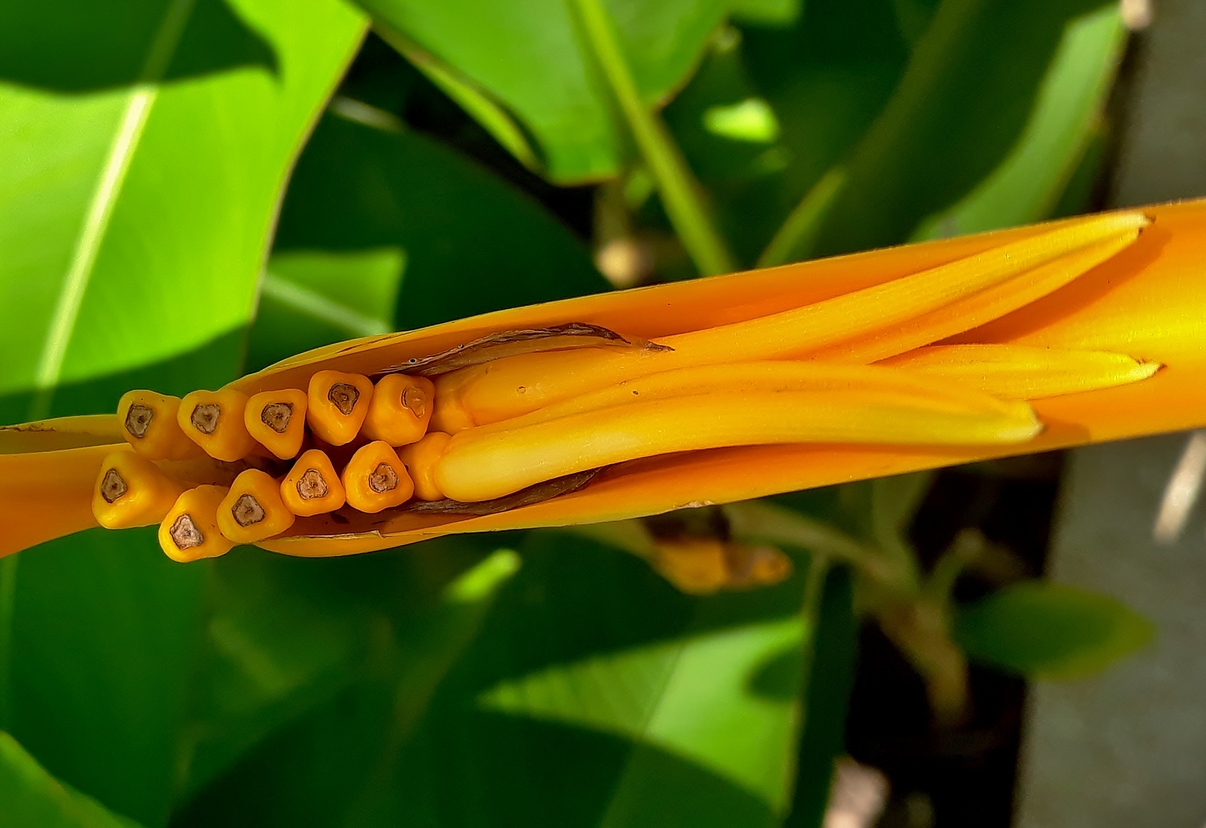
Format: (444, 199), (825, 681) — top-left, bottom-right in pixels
(96, 371), (444, 561)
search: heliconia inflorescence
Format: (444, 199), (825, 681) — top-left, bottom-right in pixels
(6, 201), (1206, 562)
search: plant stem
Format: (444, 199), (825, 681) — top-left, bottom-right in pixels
(572, 0), (737, 276)
(0, 556), (17, 730)
(758, 167), (847, 267)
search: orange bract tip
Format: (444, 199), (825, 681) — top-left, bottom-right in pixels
(117, 390), (198, 460)
(217, 469), (296, 544)
(178, 389), (257, 462)
(91, 451), (187, 529)
(244, 388), (308, 460)
(361, 374), (435, 446)
(280, 449), (346, 517)
(306, 370), (374, 446)
(342, 441), (415, 513)
(158, 485), (234, 563)
(397, 431), (452, 502)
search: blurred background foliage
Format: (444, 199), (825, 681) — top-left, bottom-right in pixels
(0, 0), (1155, 825)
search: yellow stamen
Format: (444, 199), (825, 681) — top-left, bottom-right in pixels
(280, 449), (346, 516)
(306, 370), (374, 446)
(178, 389), (257, 462)
(91, 451), (187, 529)
(118, 390), (198, 460)
(882, 344), (1162, 400)
(244, 388), (308, 460)
(397, 432), (452, 501)
(361, 374), (435, 447)
(435, 389), (1042, 502)
(341, 441), (415, 513)
(468, 361), (1030, 436)
(813, 237), (1144, 363)
(437, 211), (1148, 426)
(158, 485), (234, 563)
(217, 469), (296, 544)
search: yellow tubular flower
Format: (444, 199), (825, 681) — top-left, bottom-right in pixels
(178, 389), (258, 462)
(361, 374), (435, 446)
(217, 469), (296, 544)
(158, 485), (234, 563)
(342, 441), (415, 513)
(92, 451), (188, 529)
(244, 389), (309, 460)
(118, 390), (198, 460)
(306, 370), (373, 446)
(280, 449), (346, 517)
(397, 432), (453, 502)
(3, 201), (1206, 560)
(882, 345), (1161, 400)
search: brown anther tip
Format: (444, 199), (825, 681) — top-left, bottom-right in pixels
(231, 493), (266, 527)
(100, 468), (128, 503)
(328, 383), (360, 415)
(368, 462), (399, 493)
(190, 403), (221, 435)
(125, 404), (153, 438)
(296, 469), (330, 500)
(260, 402), (294, 433)
(170, 514), (204, 549)
(401, 386), (427, 419)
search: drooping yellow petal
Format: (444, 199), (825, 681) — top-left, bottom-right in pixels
(468, 360), (1030, 435)
(435, 389), (1040, 502)
(883, 345), (1160, 400)
(435, 211), (1146, 426)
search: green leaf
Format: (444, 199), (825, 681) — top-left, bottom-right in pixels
(0, 0), (367, 421)
(0, 732), (144, 828)
(175, 532), (819, 827)
(664, 0), (911, 265)
(171, 541), (523, 826)
(355, 0), (739, 182)
(262, 105), (605, 357)
(954, 581), (1154, 679)
(911, 3), (1125, 238)
(807, 0), (1125, 257)
(8, 528), (209, 828)
(783, 566), (856, 828)
(0, 1), (366, 824)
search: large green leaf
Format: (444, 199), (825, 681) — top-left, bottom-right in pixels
(955, 581), (1154, 679)
(0, 732), (144, 828)
(664, 0), (912, 265)
(910, 2), (1124, 238)
(171, 541), (522, 826)
(354, 0), (751, 182)
(0, 1), (366, 825)
(172, 532), (821, 827)
(260, 105), (605, 366)
(807, 0), (1122, 257)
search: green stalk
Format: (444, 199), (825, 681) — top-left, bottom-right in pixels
(572, 0), (737, 276)
(0, 556), (16, 729)
(757, 167), (847, 267)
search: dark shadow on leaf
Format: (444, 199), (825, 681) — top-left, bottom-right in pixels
(271, 113), (606, 333)
(0, 326), (248, 426)
(812, 0), (1117, 255)
(747, 643), (804, 700)
(0, 0), (277, 93)
(176, 677), (779, 828)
